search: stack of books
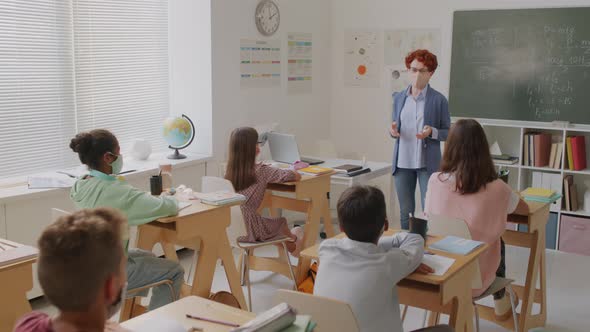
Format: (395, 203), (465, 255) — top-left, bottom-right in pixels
(521, 187), (561, 204)
(231, 303), (316, 332)
(332, 164), (362, 174)
(0, 239), (38, 268)
(565, 136), (587, 171)
(491, 154), (518, 165)
(531, 172), (563, 212)
(297, 166), (333, 176)
(523, 132), (561, 168)
(193, 191), (246, 206)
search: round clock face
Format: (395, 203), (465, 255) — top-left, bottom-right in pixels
(255, 0), (280, 36)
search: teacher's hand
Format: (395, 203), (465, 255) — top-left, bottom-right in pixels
(415, 125), (432, 139)
(389, 121), (400, 138)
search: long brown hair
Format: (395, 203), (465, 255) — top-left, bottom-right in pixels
(439, 119), (497, 194)
(225, 127), (258, 191)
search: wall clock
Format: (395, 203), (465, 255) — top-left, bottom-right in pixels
(255, 0), (280, 36)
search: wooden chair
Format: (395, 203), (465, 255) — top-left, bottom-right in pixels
(201, 176), (297, 311)
(273, 289), (360, 332)
(426, 215), (519, 332)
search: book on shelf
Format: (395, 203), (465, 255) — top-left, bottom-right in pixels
(429, 236), (484, 255)
(192, 191), (246, 206)
(297, 166), (333, 176)
(533, 133), (552, 167)
(563, 175), (574, 211)
(492, 154), (518, 165)
(529, 134), (535, 167)
(523, 134), (530, 166)
(554, 142), (563, 169)
(549, 143), (557, 168)
(566, 137), (574, 170)
(571, 136), (587, 171)
(570, 184), (579, 211)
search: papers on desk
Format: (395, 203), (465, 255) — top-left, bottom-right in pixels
(27, 173), (77, 189)
(422, 254), (455, 276)
(178, 201), (192, 211)
(192, 191), (246, 206)
(231, 303), (296, 332)
(124, 316), (186, 332)
(0, 239), (38, 268)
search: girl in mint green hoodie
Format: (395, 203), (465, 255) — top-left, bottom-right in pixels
(70, 129), (184, 311)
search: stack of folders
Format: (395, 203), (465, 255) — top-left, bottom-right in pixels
(429, 236), (484, 255)
(193, 191), (246, 206)
(297, 166), (333, 176)
(231, 303), (316, 332)
(521, 187), (562, 204)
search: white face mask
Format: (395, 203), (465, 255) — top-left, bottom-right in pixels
(411, 72), (430, 90)
(107, 281), (128, 319)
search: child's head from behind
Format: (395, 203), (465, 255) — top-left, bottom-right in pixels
(37, 208), (126, 317)
(69, 129), (120, 171)
(225, 127), (260, 191)
(337, 185), (388, 243)
(440, 119), (497, 194)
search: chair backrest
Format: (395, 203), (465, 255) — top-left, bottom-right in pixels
(201, 176), (247, 248)
(427, 214), (483, 289)
(273, 289), (360, 332)
(51, 208), (71, 221)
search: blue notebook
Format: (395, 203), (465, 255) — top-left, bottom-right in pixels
(429, 236), (484, 255)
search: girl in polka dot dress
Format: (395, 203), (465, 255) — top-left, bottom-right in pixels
(225, 127), (305, 256)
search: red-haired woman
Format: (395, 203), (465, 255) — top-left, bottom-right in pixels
(389, 49), (450, 229)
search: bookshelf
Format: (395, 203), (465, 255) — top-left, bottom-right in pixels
(462, 119), (590, 255)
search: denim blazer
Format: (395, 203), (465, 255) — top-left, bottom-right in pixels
(391, 85), (450, 175)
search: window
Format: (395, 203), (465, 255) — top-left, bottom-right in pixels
(0, 1), (77, 178)
(0, 0), (169, 180)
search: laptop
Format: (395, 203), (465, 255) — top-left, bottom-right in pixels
(267, 132), (324, 165)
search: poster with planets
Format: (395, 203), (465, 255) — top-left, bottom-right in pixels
(344, 31), (382, 88)
(384, 29), (441, 92)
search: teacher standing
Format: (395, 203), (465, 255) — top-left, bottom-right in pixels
(390, 49), (450, 230)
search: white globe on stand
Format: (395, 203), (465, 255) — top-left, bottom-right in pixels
(130, 139), (152, 160)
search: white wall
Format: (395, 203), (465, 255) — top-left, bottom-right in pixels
(210, 0), (333, 174)
(169, 0), (212, 157)
(330, 0), (590, 163)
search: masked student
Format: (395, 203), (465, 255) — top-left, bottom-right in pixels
(69, 129), (184, 311)
(14, 208), (128, 332)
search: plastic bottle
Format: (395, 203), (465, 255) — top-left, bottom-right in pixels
(159, 163), (173, 190)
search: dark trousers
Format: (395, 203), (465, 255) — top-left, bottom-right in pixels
(493, 238), (506, 300)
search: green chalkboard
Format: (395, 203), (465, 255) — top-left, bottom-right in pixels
(450, 8), (590, 124)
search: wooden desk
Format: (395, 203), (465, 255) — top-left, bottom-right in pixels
(477, 201), (551, 332)
(261, 173), (334, 282)
(121, 296), (255, 332)
(300, 230), (488, 332)
(0, 257), (36, 332)
(136, 200), (247, 309)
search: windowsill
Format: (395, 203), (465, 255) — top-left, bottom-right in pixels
(0, 152), (212, 203)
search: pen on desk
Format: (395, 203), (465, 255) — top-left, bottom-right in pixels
(56, 171), (76, 178)
(118, 169), (136, 175)
(189, 327), (204, 332)
(185, 314), (240, 327)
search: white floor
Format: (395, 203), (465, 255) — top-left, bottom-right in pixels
(32, 242), (590, 331)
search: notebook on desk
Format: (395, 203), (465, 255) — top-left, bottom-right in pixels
(429, 236), (484, 255)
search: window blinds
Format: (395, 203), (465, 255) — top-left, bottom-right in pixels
(72, 0), (169, 150)
(0, 0), (77, 178)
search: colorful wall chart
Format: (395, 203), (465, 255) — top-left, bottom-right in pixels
(240, 39), (281, 88)
(287, 33), (312, 94)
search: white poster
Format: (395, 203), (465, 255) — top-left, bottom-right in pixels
(383, 29), (441, 92)
(240, 39), (281, 88)
(287, 32), (312, 94)
(344, 31), (382, 88)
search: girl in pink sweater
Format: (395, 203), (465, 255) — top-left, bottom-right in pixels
(425, 119), (528, 321)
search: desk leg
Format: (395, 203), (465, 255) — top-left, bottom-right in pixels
(449, 286), (475, 332)
(218, 234), (247, 310)
(519, 229), (540, 332)
(191, 230), (220, 300)
(295, 195), (322, 283)
(0, 263), (33, 332)
(321, 192), (335, 238)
